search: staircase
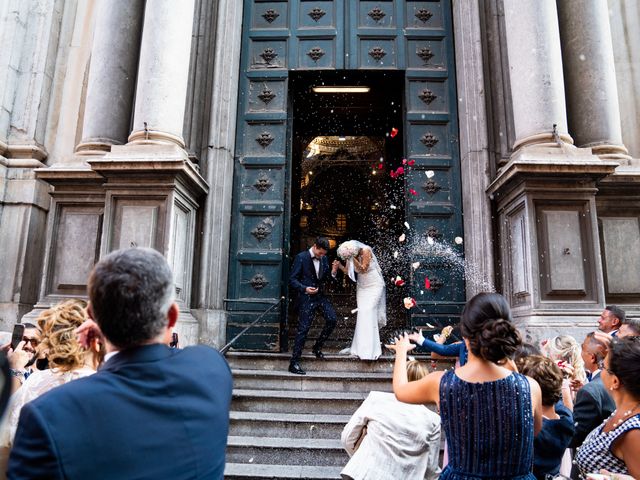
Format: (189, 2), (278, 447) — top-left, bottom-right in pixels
(223, 351), (396, 479)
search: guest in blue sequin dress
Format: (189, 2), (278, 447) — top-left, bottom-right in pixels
(388, 292), (543, 480)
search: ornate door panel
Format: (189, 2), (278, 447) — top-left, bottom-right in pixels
(403, 0), (465, 328)
(229, 0), (463, 350)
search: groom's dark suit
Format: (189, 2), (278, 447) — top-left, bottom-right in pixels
(290, 249), (337, 363)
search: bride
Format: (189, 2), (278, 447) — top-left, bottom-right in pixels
(336, 240), (387, 360)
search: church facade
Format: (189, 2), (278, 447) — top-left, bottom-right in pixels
(1, 0), (638, 349)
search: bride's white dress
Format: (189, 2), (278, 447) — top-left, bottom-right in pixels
(346, 248), (387, 360)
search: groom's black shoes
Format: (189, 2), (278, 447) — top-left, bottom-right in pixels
(289, 362), (306, 375)
(312, 348), (326, 360)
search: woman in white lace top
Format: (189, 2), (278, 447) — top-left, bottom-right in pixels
(0, 299), (104, 450)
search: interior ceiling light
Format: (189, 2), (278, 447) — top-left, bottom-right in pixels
(312, 86), (370, 93)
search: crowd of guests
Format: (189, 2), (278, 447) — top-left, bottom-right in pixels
(0, 247), (638, 480)
(341, 300), (640, 480)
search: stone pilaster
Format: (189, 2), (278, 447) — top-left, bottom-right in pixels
(503, 0), (572, 149)
(75, 0), (144, 156)
(452, 0), (495, 297)
(6, 0), (64, 162)
(191, 0), (244, 348)
(557, 0), (630, 163)
(127, 0), (196, 148)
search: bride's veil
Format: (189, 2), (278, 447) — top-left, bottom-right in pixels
(346, 240), (380, 281)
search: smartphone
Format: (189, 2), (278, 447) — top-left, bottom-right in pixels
(10, 324), (25, 350)
(169, 332), (179, 349)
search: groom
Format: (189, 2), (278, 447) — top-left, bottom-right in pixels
(289, 236), (340, 375)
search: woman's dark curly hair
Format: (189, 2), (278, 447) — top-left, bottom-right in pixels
(517, 355), (563, 406)
(460, 292), (522, 363)
(609, 336), (640, 398)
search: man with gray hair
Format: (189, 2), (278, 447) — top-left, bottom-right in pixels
(8, 248), (233, 479)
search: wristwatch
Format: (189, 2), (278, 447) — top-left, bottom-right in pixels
(9, 369), (26, 383)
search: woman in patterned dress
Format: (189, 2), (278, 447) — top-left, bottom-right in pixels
(575, 336), (640, 478)
(387, 292), (543, 480)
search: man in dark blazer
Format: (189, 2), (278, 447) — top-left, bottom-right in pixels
(289, 237), (339, 375)
(570, 332), (615, 448)
(8, 248), (233, 480)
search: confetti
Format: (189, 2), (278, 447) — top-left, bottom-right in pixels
(390, 127), (399, 138)
(427, 236), (434, 245)
(394, 276), (405, 287)
(344, 317), (349, 320)
(390, 204), (397, 210)
(402, 158), (407, 165)
(407, 159), (416, 166)
(426, 170), (435, 178)
(390, 170), (397, 179)
(395, 166), (405, 176)
(420, 290), (424, 294)
(351, 308), (358, 314)
(412, 261), (420, 270)
(378, 163), (384, 169)
(409, 188), (418, 196)
(403, 297), (417, 309)
(425, 277), (431, 289)
(399, 233), (406, 242)
(404, 222), (410, 230)
(425, 323), (436, 329)
(393, 251), (399, 258)
(454, 236), (463, 244)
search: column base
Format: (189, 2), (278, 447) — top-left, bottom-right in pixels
(127, 129), (185, 149)
(5, 144), (48, 162)
(74, 138), (122, 156)
(512, 132), (574, 151)
(589, 143), (632, 164)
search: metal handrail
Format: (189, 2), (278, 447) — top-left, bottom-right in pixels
(220, 297), (284, 355)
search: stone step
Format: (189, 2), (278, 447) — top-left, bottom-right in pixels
(232, 369), (392, 393)
(224, 463), (342, 479)
(226, 436), (348, 466)
(229, 411), (350, 439)
(226, 351), (397, 373)
(232, 389), (367, 415)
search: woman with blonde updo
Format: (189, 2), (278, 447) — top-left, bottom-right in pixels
(541, 335), (587, 389)
(0, 299), (103, 450)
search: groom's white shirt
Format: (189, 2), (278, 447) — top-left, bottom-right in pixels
(341, 391), (441, 480)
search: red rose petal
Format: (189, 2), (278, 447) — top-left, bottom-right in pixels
(390, 127), (399, 138)
(409, 188), (417, 196)
(424, 277), (431, 289)
(407, 159), (416, 166)
(395, 166), (404, 176)
(378, 163), (384, 169)
(390, 170), (396, 179)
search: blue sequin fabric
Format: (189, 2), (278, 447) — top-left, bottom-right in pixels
(439, 370), (535, 480)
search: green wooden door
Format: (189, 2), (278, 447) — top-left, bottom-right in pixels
(227, 0), (463, 350)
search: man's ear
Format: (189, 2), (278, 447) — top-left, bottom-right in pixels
(167, 302), (179, 329)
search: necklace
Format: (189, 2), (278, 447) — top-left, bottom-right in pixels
(608, 402), (640, 429)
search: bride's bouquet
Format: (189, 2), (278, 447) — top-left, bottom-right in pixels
(337, 240), (359, 260)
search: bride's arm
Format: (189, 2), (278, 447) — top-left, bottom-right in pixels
(352, 248), (372, 273)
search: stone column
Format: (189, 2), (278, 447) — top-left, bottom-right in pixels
(127, 0), (196, 148)
(74, 0), (144, 156)
(503, 0), (573, 149)
(557, 0), (630, 162)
